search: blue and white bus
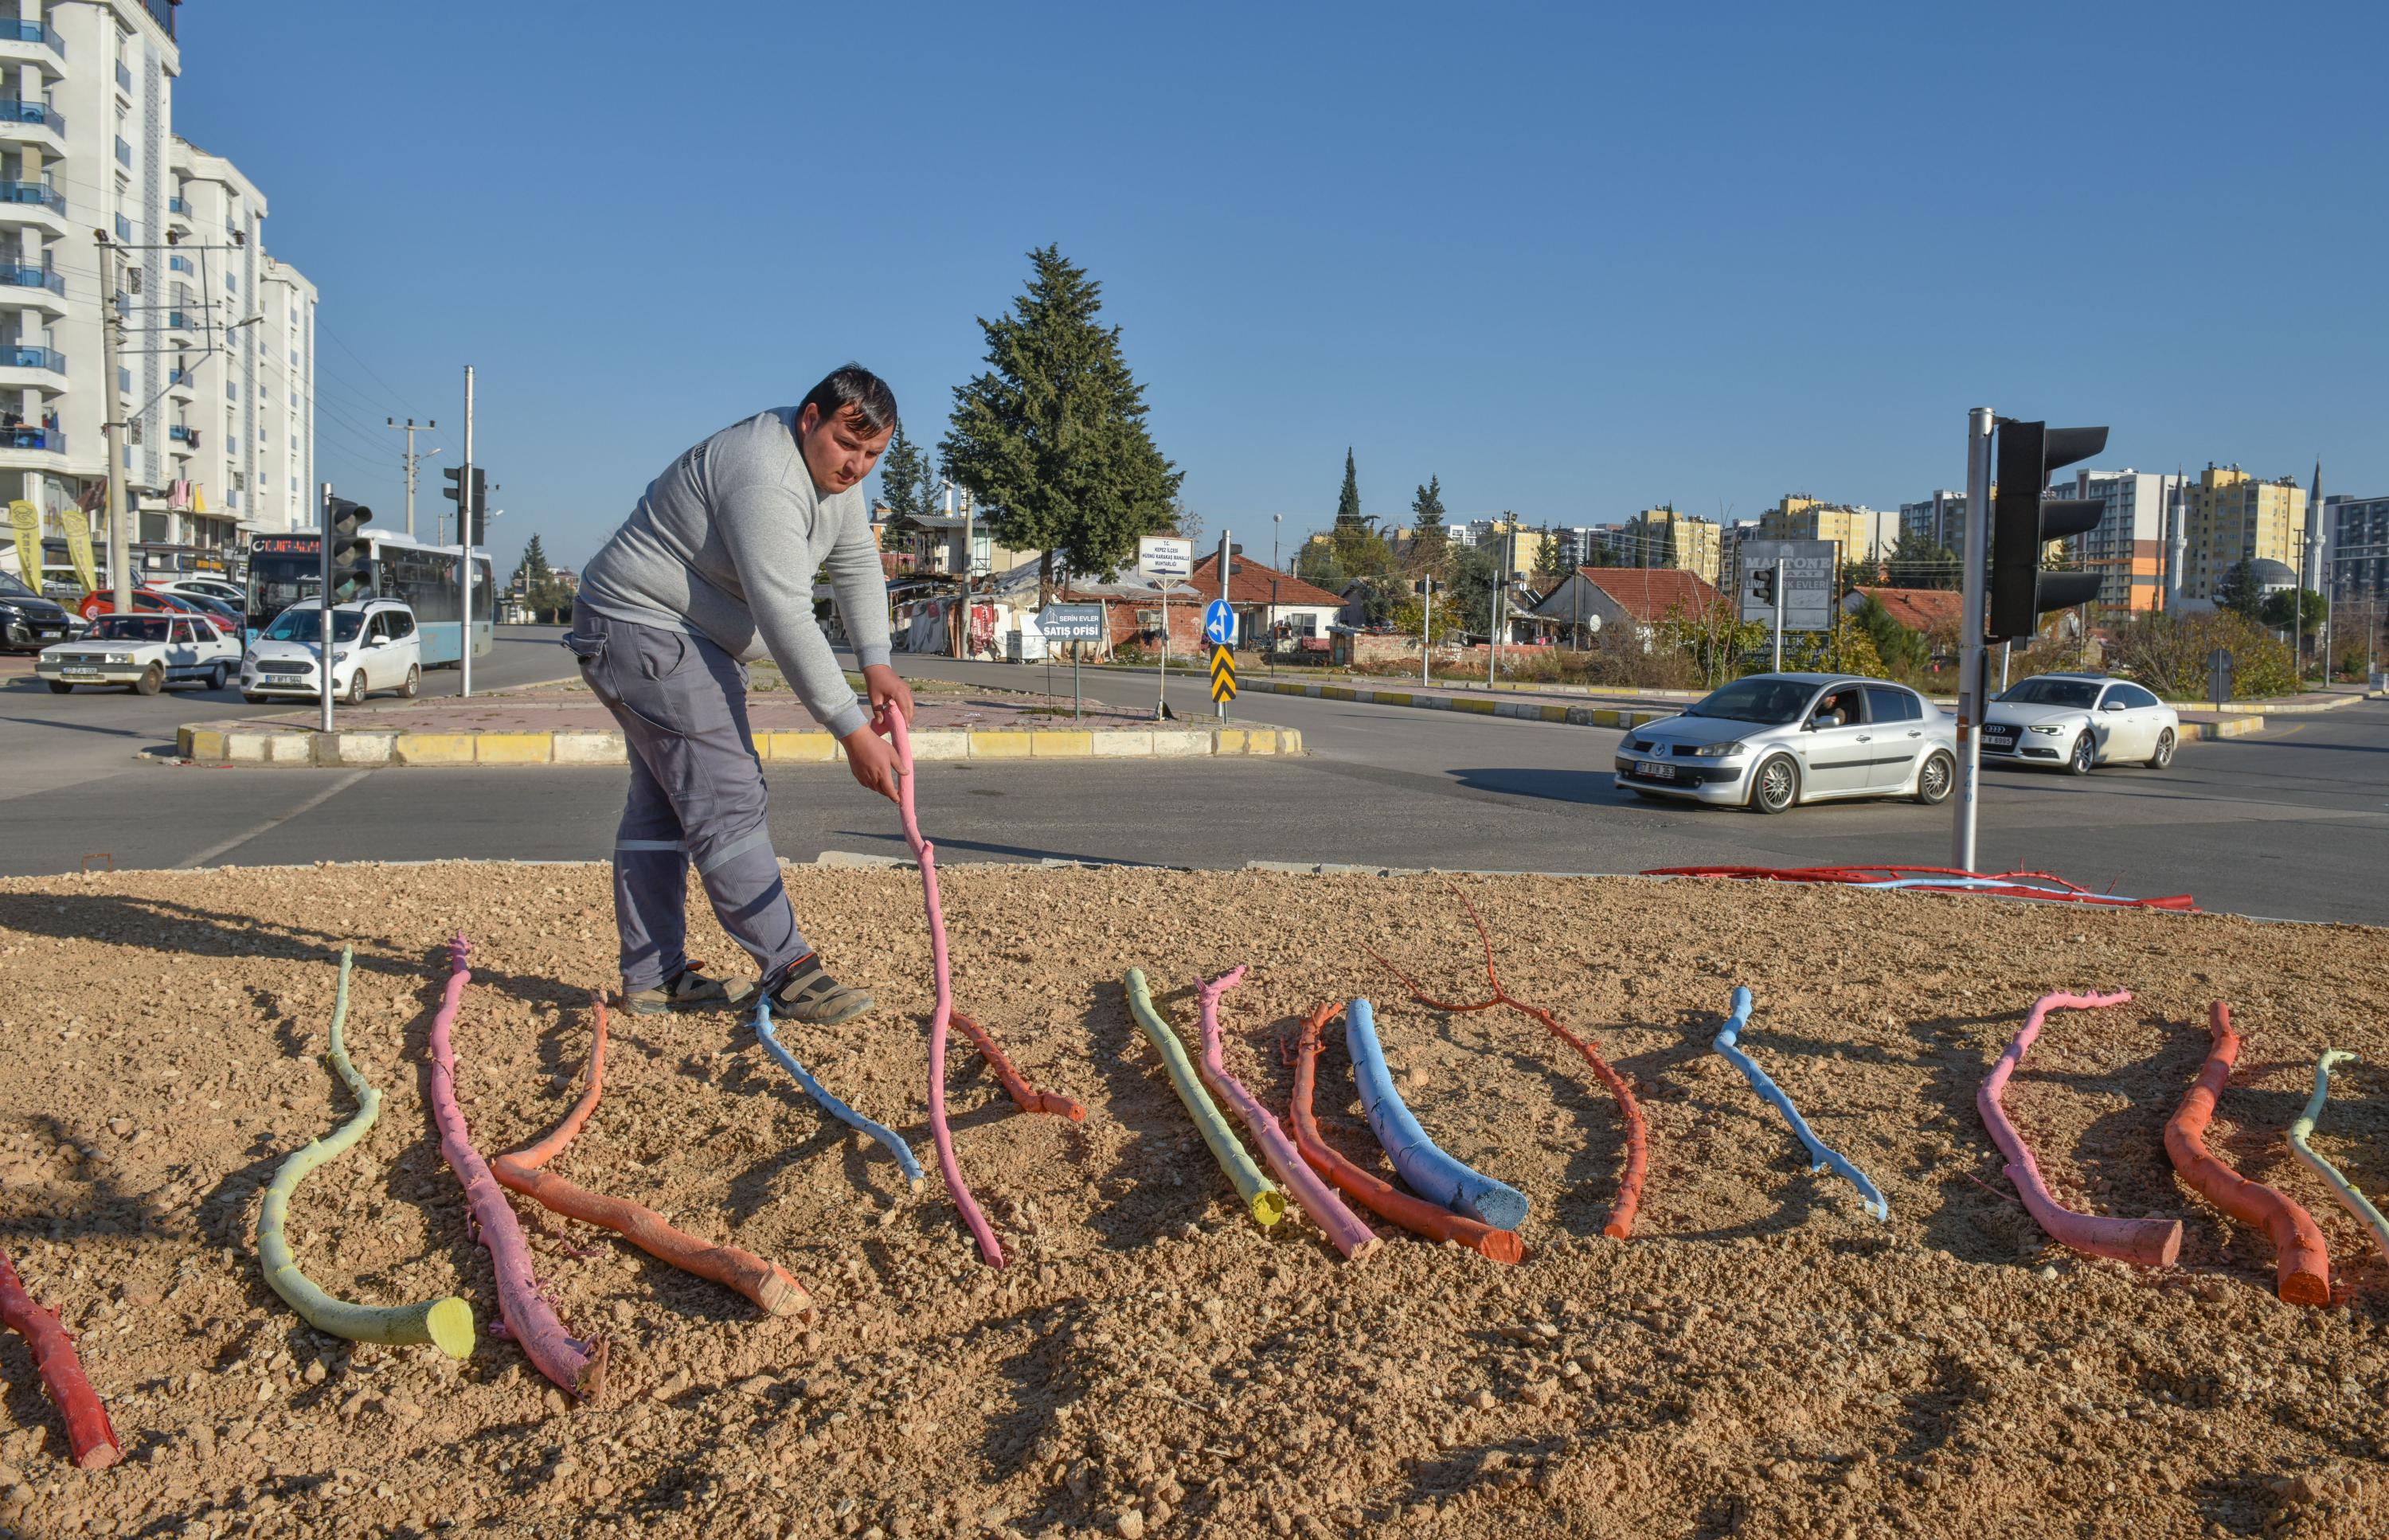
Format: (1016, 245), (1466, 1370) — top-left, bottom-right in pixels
(245, 532), (495, 667)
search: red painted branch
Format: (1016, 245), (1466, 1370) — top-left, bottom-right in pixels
(2164, 1002), (2330, 1305)
(0, 1249), (118, 1468)
(495, 996), (810, 1317)
(951, 1010), (1085, 1122)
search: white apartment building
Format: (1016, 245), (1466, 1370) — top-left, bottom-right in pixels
(2050, 468), (2181, 614)
(0, 0), (315, 592)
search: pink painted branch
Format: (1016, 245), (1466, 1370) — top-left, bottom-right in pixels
(425, 936), (608, 1398)
(1197, 966), (1380, 1261)
(882, 710), (1004, 1268)
(1977, 988), (2182, 1268)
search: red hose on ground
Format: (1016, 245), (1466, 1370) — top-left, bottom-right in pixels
(494, 995), (810, 1316)
(1641, 864), (2195, 910)
(2164, 1001), (2331, 1305)
(880, 709), (1005, 1268)
(1977, 989), (2182, 1267)
(1370, 879), (1648, 1239)
(425, 936), (608, 1397)
(0, 1249), (118, 1468)
(1285, 1001), (1523, 1263)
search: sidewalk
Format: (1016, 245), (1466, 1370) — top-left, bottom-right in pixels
(171, 682), (1302, 767)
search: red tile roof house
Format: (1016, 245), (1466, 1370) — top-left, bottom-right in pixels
(1527, 567), (1729, 648)
(1842, 586), (1965, 663)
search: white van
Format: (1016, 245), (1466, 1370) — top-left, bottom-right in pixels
(241, 599), (424, 706)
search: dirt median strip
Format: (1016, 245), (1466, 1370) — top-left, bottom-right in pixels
(1242, 677), (1678, 729)
(170, 722), (1304, 767)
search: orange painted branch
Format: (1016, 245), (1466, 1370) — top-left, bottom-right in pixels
(0, 1249), (117, 1468)
(2164, 1001), (2330, 1306)
(952, 1010), (1085, 1121)
(1287, 1002), (1523, 1264)
(1370, 878), (1648, 1239)
(494, 996), (809, 1318)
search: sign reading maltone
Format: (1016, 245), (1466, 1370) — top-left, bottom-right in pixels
(1036, 604), (1105, 642)
(1734, 538), (1837, 632)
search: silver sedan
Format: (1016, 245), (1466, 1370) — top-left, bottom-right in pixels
(1614, 672), (1958, 814)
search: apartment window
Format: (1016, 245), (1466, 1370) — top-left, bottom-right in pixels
(230, 471), (245, 492)
(225, 381), (238, 400)
(225, 272), (237, 293)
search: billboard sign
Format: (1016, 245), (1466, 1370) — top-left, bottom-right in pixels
(1735, 538), (1837, 632)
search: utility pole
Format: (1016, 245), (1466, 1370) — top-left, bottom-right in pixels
(954, 485), (974, 659)
(386, 417), (439, 540)
(317, 482), (335, 733)
(458, 365), (475, 698)
(97, 233), (131, 614)
(1954, 407), (1994, 873)
(1421, 574), (1433, 686)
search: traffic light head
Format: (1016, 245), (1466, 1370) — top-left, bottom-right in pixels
(1750, 567), (1777, 604)
(327, 498), (373, 604)
(1989, 420), (2109, 642)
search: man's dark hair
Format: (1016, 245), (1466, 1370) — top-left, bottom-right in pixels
(799, 365), (898, 436)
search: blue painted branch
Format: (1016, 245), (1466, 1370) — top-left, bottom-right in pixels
(1712, 987), (1888, 1221)
(1345, 998), (1529, 1229)
(754, 995), (924, 1186)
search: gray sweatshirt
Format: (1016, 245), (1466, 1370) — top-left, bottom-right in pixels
(577, 408), (893, 738)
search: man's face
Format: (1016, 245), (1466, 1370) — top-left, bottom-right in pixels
(796, 403), (893, 494)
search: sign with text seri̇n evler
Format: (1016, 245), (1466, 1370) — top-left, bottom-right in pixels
(1035, 603), (1105, 642)
(1735, 539), (1837, 632)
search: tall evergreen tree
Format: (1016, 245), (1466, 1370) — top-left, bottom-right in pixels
(1334, 448), (1364, 530)
(1409, 475), (1447, 569)
(2215, 560), (2266, 620)
(876, 425), (940, 521)
(1534, 523), (1562, 577)
(940, 246), (1183, 604)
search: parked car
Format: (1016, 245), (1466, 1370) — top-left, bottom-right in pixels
(1984, 671), (2179, 773)
(1615, 672), (1957, 814)
(76, 585), (218, 622)
(36, 612), (241, 694)
(154, 576), (247, 609)
(0, 568), (84, 653)
(240, 598), (423, 706)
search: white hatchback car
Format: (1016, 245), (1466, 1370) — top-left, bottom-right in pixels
(37, 612), (242, 694)
(241, 599), (424, 706)
(1983, 671), (2180, 773)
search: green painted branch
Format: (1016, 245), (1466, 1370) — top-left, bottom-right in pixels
(256, 947), (475, 1358)
(1124, 968), (1284, 1227)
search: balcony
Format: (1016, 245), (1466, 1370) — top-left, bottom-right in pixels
(0, 100), (63, 150)
(168, 253), (191, 273)
(0, 21), (63, 74)
(0, 180), (66, 237)
(2, 346), (63, 372)
(169, 424), (197, 445)
(0, 425), (64, 455)
(166, 309), (193, 330)
(0, 263), (65, 311)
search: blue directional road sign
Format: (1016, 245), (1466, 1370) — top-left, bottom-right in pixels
(1203, 599), (1236, 647)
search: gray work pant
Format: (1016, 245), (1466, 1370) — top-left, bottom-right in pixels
(564, 605), (808, 991)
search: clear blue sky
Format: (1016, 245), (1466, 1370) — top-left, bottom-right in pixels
(176, 1), (2386, 577)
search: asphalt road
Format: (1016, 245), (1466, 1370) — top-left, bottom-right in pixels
(2, 633), (2383, 925)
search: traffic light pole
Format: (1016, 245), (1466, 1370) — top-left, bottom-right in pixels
(1772, 557), (1785, 672)
(458, 365), (475, 700)
(1953, 406), (1993, 872)
(318, 482), (336, 733)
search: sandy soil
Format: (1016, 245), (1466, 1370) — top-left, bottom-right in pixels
(1, 864), (2385, 1540)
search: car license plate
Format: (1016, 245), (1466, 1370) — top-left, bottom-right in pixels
(1640, 760), (1677, 781)
(63, 667), (100, 678)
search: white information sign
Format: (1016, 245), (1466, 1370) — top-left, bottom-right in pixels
(1138, 536), (1194, 579)
(1735, 538), (1837, 632)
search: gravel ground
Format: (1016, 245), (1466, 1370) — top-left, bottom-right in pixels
(1, 863), (2385, 1540)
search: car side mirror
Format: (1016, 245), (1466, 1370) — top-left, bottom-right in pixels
(2100, 701), (2124, 712)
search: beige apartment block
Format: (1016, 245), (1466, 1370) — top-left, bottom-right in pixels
(2183, 464), (2303, 601)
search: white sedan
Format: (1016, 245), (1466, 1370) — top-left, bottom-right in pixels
(36, 613), (242, 695)
(1983, 671), (2180, 773)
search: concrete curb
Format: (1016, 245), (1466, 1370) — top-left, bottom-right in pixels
(173, 722), (1304, 768)
(1239, 677), (1679, 729)
(2185, 714), (2267, 741)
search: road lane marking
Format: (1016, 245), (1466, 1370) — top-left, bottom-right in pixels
(174, 769), (371, 869)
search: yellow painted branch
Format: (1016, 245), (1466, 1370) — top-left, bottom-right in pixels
(257, 947), (475, 1358)
(1124, 968), (1284, 1227)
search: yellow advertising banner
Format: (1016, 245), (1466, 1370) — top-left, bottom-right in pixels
(64, 498), (98, 596)
(7, 500), (37, 591)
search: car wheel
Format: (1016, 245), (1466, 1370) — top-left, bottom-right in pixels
(2066, 731), (2095, 776)
(134, 663), (164, 697)
(345, 670), (369, 707)
(46, 679), (71, 694)
(399, 663), (420, 700)
(2145, 727), (2176, 770)
(1914, 750), (1955, 805)
(1749, 754), (1799, 814)
(206, 662), (229, 691)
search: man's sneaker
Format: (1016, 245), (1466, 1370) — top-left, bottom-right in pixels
(621, 963), (757, 1017)
(767, 954), (874, 1026)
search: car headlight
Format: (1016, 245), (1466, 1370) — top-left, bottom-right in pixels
(105, 651), (133, 663)
(2027, 724), (2066, 735)
(1689, 741), (1745, 757)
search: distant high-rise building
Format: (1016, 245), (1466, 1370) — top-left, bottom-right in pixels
(2326, 493), (2388, 604)
(1757, 494), (1897, 565)
(1625, 506), (1721, 583)
(2183, 464), (2305, 602)
(2051, 469), (2184, 613)
(1898, 491), (1968, 553)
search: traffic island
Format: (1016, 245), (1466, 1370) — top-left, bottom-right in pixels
(171, 685), (1301, 767)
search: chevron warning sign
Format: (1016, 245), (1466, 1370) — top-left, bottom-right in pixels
(1209, 643), (1237, 704)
